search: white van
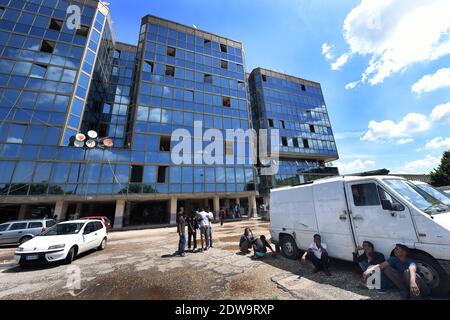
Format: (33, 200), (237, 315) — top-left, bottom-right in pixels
(270, 176), (450, 296)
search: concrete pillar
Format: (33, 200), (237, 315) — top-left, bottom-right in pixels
(213, 196), (220, 215)
(18, 205), (28, 220)
(54, 201), (68, 221)
(249, 195), (258, 218)
(114, 199), (126, 229)
(74, 203), (82, 220)
(169, 196), (178, 225)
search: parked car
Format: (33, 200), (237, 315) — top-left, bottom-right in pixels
(83, 216), (112, 230)
(0, 219), (56, 246)
(270, 176), (450, 296)
(14, 220), (107, 266)
(413, 181), (450, 206)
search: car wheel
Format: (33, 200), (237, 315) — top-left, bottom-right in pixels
(409, 251), (450, 298)
(280, 235), (300, 260)
(98, 238), (107, 251)
(63, 246), (76, 265)
(19, 236), (32, 245)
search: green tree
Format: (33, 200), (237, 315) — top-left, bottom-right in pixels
(430, 151), (450, 187)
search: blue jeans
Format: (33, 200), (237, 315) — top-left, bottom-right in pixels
(178, 233), (186, 255)
(359, 261), (391, 290)
(209, 226), (213, 247)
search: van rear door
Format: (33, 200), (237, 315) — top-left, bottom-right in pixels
(313, 180), (357, 261)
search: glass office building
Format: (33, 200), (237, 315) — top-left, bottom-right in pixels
(248, 68), (339, 202)
(0, 2), (338, 227)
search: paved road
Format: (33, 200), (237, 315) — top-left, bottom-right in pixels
(0, 219), (399, 300)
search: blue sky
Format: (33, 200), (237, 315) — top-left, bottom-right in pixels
(108, 0), (450, 174)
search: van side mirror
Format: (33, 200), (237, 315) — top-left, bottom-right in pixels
(381, 199), (393, 211)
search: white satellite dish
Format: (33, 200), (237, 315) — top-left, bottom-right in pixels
(87, 130), (98, 139)
(86, 140), (97, 149)
(74, 140), (85, 148)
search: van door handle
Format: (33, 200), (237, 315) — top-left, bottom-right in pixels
(339, 215), (347, 220)
(353, 216), (364, 221)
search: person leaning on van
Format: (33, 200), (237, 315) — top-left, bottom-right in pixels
(302, 234), (331, 276)
(363, 244), (431, 300)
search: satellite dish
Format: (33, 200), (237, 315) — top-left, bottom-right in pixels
(102, 138), (114, 148)
(76, 133), (86, 142)
(87, 130), (98, 139)
(86, 140), (97, 148)
(74, 140), (85, 148)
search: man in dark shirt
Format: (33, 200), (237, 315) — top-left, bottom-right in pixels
(363, 244), (430, 299)
(187, 211), (198, 252)
(252, 235), (276, 259)
(176, 207), (187, 257)
(357, 241), (390, 291)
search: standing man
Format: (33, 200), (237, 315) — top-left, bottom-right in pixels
(176, 207), (187, 257)
(187, 210), (198, 252)
(207, 208), (214, 248)
(197, 208), (210, 252)
(219, 208), (226, 227)
(363, 244), (430, 300)
(302, 234), (331, 276)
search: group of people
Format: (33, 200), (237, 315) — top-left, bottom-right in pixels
(239, 228), (277, 259)
(299, 234), (430, 300)
(176, 207), (215, 257)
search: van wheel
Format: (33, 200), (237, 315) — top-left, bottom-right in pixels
(409, 251), (450, 297)
(19, 236), (32, 245)
(280, 235), (300, 260)
(63, 247), (76, 265)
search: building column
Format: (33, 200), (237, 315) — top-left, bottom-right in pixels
(249, 195), (258, 218)
(114, 199), (126, 229)
(213, 196), (220, 215)
(169, 196), (178, 225)
(74, 203), (82, 220)
(18, 205), (28, 220)
(54, 201), (68, 221)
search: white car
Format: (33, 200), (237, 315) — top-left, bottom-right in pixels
(412, 181), (450, 206)
(14, 220), (107, 266)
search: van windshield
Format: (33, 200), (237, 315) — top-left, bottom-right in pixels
(383, 179), (448, 215)
(416, 184), (450, 206)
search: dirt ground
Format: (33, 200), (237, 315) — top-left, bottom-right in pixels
(0, 219), (400, 300)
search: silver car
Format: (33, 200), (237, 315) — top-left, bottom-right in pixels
(0, 219), (56, 246)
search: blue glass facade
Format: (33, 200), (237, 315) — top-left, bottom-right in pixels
(0, 3), (338, 226)
(248, 68), (339, 196)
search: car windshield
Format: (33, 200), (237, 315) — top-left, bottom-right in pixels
(0, 224), (9, 232)
(383, 179), (447, 214)
(40, 223), (84, 236)
(417, 184), (450, 206)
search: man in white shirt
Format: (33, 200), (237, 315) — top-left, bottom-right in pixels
(302, 234), (331, 276)
(197, 208), (210, 251)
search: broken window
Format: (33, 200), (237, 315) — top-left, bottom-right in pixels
(204, 39), (212, 48)
(157, 166), (168, 183)
(220, 44), (227, 53)
(293, 138), (300, 148)
(309, 125), (316, 133)
(165, 65), (175, 77)
(76, 25), (90, 37)
(40, 40), (55, 54)
(49, 18), (64, 31)
(220, 60), (228, 69)
(280, 120), (286, 129)
(301, 84), (306, 91)
(159, 135), (171, 152)
(262, 74), (267, 82)
(222, 96), (231, 108)
(30, 63), (47, 78)
(144, 60), (154, 73)
(167, 46), (176, 57)
(204, 74), (213, 84)
(130, 165), (144, 183)
(281, 137), (288, 147)
(268, 119), (274, 128)
(303, 139), (310, 149)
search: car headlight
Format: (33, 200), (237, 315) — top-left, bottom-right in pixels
(16, 247), (24, 252)
(48, 244), (65, 250)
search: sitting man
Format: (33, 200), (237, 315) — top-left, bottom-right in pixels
(358, 241), (390, 291)
(239, 228), (254, 254)
(252, 235), (276, 259)
(363, 244), (430, 300)
(302, 234), (331, 276)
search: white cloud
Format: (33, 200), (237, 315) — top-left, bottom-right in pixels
(397, 138), (414, 145)
(330, 0), (450, 87)
(424, 137), (450, 150)
(321, 43), (334, 61)
(430, 102), (450, 122)
(361, 113), (430, 142)
(412, 67), (450, 94)
(397, 155), (440, 174)
(336, 159), (376, 174)
(345, 81), (360, 90)
(331, 53), (350, 71)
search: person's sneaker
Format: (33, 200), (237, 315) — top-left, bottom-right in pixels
(376, 289), (388, 294)
(180, 253), (186, 257)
